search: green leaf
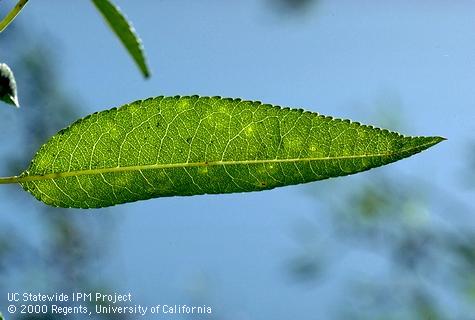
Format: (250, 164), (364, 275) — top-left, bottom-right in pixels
(0, 63), (19, 107)
(0, 0), (29, 33)
(9, 96), (442, 208)
(91, 0), (150, 78)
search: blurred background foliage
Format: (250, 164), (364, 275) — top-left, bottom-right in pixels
(1, 1), (474, 319)
(268, 0), (319, 15)
(289, 171), (475, 319)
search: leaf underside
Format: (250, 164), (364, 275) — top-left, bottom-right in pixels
(19, 96), (443, 209)
(91, 0), (150, 78)
(0, 63), (19, 107)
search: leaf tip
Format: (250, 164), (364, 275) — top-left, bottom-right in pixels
(414, 135), (446, 153)
(142, 69), (151, 79)
(10, 94), (19, 108)
(430, 136), (447, 145)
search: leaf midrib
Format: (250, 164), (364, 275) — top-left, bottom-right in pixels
(0, 140), (437, 184)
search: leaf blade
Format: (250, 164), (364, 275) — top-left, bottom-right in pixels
(0, 63), (19, 108)
(20, 96), (443, 208)
(0, 0), (29, 33)
(91, 0), (150, 78)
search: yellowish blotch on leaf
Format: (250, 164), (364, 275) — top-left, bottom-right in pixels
(245, 125), (255, 136)
(177, 99), (190, 111)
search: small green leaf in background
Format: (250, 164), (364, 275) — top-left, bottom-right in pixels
(0, 63), (19, 107)
(91, 0), (150, 78)
(0, 96), (443, 209)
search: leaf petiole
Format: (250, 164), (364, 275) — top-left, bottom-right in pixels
(0, 0), (29, 33)
(0, 175), (21, 184)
